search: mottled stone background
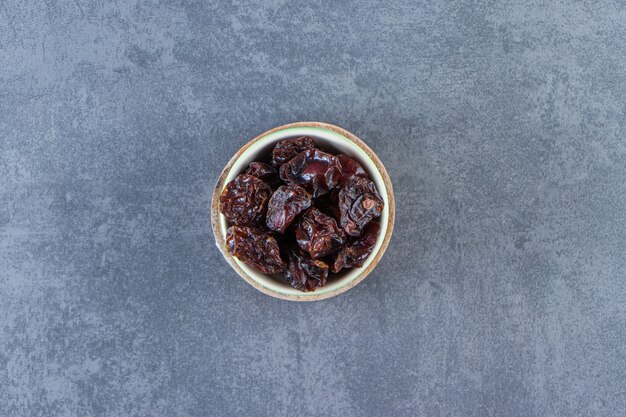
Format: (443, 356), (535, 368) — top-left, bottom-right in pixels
(1, 1), (625, 416)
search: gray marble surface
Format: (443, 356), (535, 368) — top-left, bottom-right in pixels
(1, 1), (625, 416)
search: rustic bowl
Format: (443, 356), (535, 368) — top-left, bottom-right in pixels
(211, 122), (395, 301)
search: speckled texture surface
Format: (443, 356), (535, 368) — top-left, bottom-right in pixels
(1, 1), (625, 416)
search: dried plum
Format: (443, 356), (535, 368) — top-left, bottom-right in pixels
(295, 207), (346, 259)
(266, 185), (312, 233)
(332, 221), (380, 273)
(338, 177), (384, 236)
(245, 162), (280, 187)
(279, 148), (341, 197)
(226, 226), (286, 274)
(220, 137), (384, 293)
(220, 174), (272, 227)
(336, 154), (367, 186)
(271, 136), (317, 167)
(285, 249), (329, 292)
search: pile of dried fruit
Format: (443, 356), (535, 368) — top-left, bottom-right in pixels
(220, 137), (384, 292)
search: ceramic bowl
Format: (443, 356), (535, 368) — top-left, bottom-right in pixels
(211, 122), (395, 301)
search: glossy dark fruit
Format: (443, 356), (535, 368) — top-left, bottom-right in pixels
(245, 162), (280, 187)
(226, 226), (286, 274)
(279, 148), (341, 197)
(295, 207), (346, 259)
(332, 221), (380, 273)
(220, 174), (272, 227)
(336, 154), (367, 186)
(271, 136), (317, 167)
(266, 185), (312, 234)
(338, 177), (384, 236)
(285, 249), (329, 292)
(220, 137), (384, 293)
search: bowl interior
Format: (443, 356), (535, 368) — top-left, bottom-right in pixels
(218, 126), (390, 298)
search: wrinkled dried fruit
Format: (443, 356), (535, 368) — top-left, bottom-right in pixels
(279, 148), (341, 197)
(266, 185), (312, 233)
(295, 207), (346, 259)
(271, 136), (317, 167)
(220, 136), (384, 293)
(336, 154), (367, 186)
(226, 226), (286, 274)
(220, 174), (272, 226)
(332, 221), (380, 273)
(338, 177), (384, 236)
(245, 162), (280, 187)
(285, 249), (329, 292)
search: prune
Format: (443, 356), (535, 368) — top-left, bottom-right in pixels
(226, 226), (286, 274)
(332, 221), (380, 273)
(219, 136), (384, 293)
(266, 185), (312, 233)
(245, 162), (280, 188)
(271, 136), (317, 167)
(279, 148), (341, 197)
(220, 174), (272, 227)
(295, 207), (346, 259)
(336, 154), (367, 186)
(338, 177), (384, 236)
(285, 249), (329, 292)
